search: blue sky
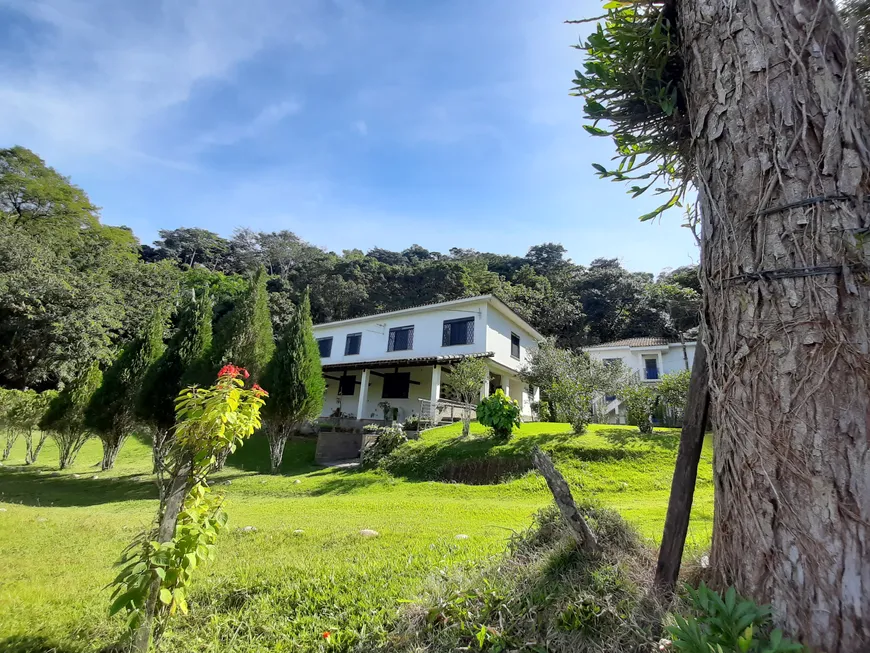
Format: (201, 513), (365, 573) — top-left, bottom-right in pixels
(0, 0), (698, 273)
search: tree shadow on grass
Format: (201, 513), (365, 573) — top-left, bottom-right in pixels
(303, 467), (386, 496)
(0, 466), (249, 508)
(596, 427), (680, 452)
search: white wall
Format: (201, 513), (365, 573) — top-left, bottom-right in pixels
(312, 300), (489, 364)
(587, 343), (695, 379)
(485, 304), (539, 372)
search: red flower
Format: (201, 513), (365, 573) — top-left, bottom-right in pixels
(252, 383), (268, 397)
(218, 364), (239, 378)
(322, 631), (331, 639)
(239, 367), (250, 379)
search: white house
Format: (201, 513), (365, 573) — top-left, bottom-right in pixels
(585, 337), (696, 424)
(312, 295), (543, 423)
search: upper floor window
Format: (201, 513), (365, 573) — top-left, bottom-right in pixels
(510, 332), (521, 359)
(338, 374), (356, 396)
(387, 325), (414, 352)
(345, 332), (362, 356)
(644, 356), (659, 380)
(317, 337), (333, 358)
(442, 317), (474, 346)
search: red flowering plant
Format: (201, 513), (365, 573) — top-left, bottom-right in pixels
(110, 364), (267, 650)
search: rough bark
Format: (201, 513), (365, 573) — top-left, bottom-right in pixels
(100, 432), (126, 471)
(656, 340), (710, 593)
(266, 423), (289, 474)
(679, 1), (870, 649)
(54, 429), (90, 469)
(2, 429), (18, 460)
(25, 431), (49, 464)
(151, 428), (172, 475)
(532, 447), (598, 554)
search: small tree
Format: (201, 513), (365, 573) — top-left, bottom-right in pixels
(476, 389), (521, 440)
(656, 369), (690, 425)
(261, 288), (325, 473)
(86, 309), (166, 470)
(0, 389), (22, 460)
(617, 376), (657, 435)
(447, 357), (489, 437)
(40, 361), (103, 469)
(137, 293), (213, 473)
(20, 391), (57, 464)
(522, 340), (629, 434)
(110, 364), (266, 651)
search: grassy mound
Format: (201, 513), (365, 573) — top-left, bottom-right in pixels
(388, 503), (665, 653)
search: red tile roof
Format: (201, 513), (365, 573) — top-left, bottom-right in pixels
(586, 337), (672, 348)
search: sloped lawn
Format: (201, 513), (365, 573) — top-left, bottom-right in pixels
(0, 423), (712, 652)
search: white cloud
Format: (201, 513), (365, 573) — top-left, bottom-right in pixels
(0, 0), (319, 162)
(197, 100), (303, 148)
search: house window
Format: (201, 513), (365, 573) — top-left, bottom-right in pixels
(644, 357), (659, 380)
(442, 317), (474, 346)
(345, 333), (362, 356)
(338, 375), (356, 397)
(510, 332), (521, 359)
(317, 337), (333, 358)
(381, 372), (411, 399)
(387, 325), (414, 352)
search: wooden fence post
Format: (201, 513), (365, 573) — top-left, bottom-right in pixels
(654, 340), (710, 594)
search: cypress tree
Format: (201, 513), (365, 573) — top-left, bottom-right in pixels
(86, 308), (167, 470)
(213, 266), (275, 382)
(209, 266), (275, 471)
(40, 361), (103, 469)
(262, 288), (325, 473)
(137, 292), (213, 473)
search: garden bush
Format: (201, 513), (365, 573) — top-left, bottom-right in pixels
(476, 389), (521, 440)
(361, 425), (407, 468)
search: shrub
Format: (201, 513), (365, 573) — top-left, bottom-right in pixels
(361, 425), (407, 468)
(403, 414), (421, 432)
(476, 389), (521, 440)
(617, 378), (658, 434)
(667, 583), (803, 652)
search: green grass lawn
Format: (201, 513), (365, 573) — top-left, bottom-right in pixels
(0, 423), (712, 652)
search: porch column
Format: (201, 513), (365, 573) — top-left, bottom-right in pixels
(430, 365), (442, 405)
(502, 376), (511, 399)
(480, 374), (490, 401)
(357, 369), (369, 419)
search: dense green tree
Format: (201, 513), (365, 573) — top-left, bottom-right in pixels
(86, 309), (167, 470)
(137, 292), (214, 473)
(261, 289), (325, 473)
(40, 361), (103, 469)
(153, 227), (230, 270)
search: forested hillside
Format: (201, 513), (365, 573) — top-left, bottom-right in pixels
(0, 146), (700, 390)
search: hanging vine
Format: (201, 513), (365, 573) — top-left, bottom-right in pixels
(569, 0), (690, 222)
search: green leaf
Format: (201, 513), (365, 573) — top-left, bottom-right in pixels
(159, 588), (173, 605)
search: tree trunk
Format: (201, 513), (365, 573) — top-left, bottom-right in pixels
(100, 433), (126, 471)
(27, 431), (48, 464)
(131, 464), (190, 653)
(679, 1), (870, 649)
(152, 428), (172, 475)
(267, 424), (288, 474)
(2, 430), (17, 460)
(213, 447), (231, 472)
